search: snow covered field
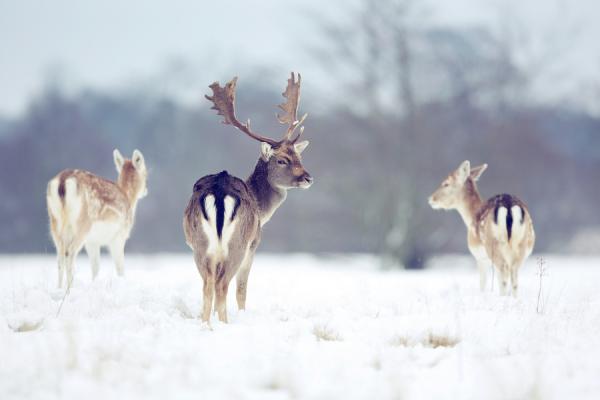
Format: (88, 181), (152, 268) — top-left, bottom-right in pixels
(1, 253), (599, 400)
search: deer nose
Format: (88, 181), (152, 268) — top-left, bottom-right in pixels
(299, 173), (313, 187)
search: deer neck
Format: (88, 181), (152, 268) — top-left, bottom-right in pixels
(117, 179), (140, 216)
(246, 158), (287, 225)
(456, 179), (484, 229)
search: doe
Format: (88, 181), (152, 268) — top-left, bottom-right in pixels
(429, 161), (535, 296)
(47, 149), (148, 289)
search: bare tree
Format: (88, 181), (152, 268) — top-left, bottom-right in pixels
(308, 0), (551, 268)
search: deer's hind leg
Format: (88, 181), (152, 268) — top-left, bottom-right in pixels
(495, 263), (510, 296)
(194, 252), (215, 323)
(510, 253), (526, 298)
(509, 264), (519, 298)
(49, 215), (66, 289)
(215, 248), (247, 323)
(214, 262), (230, 323)
(64, 234), (87, 292)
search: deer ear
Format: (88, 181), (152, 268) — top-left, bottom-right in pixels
(261, 142), (274, 161)
(132, 149), (145, 170)
(469, 163), (488, 181)
(294, 140), (309, 154)
(113, 149), (124, 173)
(456, 160), (470, 182)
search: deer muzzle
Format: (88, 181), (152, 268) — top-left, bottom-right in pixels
(297, 172), (313, 189)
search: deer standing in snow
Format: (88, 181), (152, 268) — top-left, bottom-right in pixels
(47, 149), (148, 289)
(428, 161), (535, 296)
(183, 73), (313, 323)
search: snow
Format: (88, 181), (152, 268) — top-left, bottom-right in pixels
(1, 253), (599, 399)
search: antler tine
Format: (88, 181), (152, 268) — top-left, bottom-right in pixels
(205, 77), (282, 147)
(277, 72), (308, 142)
(289, 113), (308, 143)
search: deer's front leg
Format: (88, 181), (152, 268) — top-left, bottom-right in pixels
(85, 244), (100, 280)
(476, 259), (489, 292)
(109, 239), (126, 277)
(236, 250), (255, 310)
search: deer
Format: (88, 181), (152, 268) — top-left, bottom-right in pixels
(46, 149), (148, 290)
(183, 73), (313, 323)
(428, 161), (535, 297)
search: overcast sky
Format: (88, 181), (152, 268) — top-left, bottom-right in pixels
(1, 0), (599, 117)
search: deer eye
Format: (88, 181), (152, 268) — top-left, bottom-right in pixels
(442, 182), (450, 187)
(277, 159), (288, 165)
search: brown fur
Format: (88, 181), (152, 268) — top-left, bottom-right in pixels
(183, 173), (261, 323)
(188, 74), (313, 323)
(47, 150), (147, 288)
(183, 143), (312, 323)
(429, 161), (535, 296)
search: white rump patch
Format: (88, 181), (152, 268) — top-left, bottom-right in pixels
(493, 206), (508, 242)
(510, 206), (526, 243)
(201, 195), (219, 257)
(200, 194), (238, 260)
(511, 206), (522, 224)
(64, 177), (82, 227)
(221, 196), (238, 256)
(47, 178), (62, 221)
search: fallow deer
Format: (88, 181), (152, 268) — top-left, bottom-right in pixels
(183, 73), (313, 323)
(428, 161), (535, 296)
(47, 149), (148, 289)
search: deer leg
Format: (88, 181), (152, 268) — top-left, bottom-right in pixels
(215, 276), (230, 323)
(64, 240), (84, 292)
(476, 259), (488, 292)
(65, 229), (88, 291)
(56, 247), (66, 289)
(202, 272), (215, 323)
(497, 264), (509, 296)
(65, 252), (75, 291)
(85, 244), (100, 280)
(236, 250), (255, 310)
(109, 239), (126, 277)
(195, 254), (215, 323)
(510, 258), (524, 298)
(49, 218), (65, 289)
(510, 265), (519, 298)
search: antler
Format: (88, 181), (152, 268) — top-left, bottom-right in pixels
(277, 72), (308, 143)
(205, 77), (283, 146)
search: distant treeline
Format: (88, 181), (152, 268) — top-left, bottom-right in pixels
(0, 83), (598, 262)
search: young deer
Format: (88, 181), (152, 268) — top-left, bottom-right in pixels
(47, 149), (148, 289)
(428, 161), (535, 296)
(183, 73), (313, 323)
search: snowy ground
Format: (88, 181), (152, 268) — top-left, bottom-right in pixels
(1, 253), (599, 400)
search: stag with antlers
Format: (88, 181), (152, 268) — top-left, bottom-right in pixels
(183, 73), (313, 323)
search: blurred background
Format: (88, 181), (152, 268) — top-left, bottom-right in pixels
(1, 0), (599, 268)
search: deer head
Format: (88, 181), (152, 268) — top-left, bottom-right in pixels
(428, 160), (487, 210)
(205, 72), (313, 189)
(113, 149), (148, 201)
